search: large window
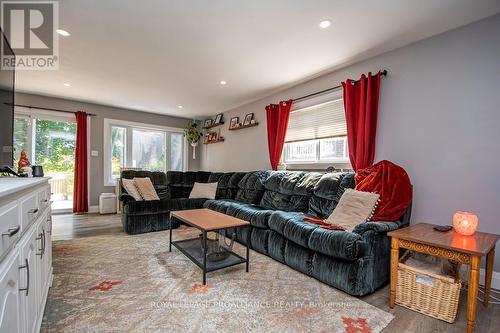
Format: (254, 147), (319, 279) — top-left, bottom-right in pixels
(283, 90), (349, 165)
(104, 119), (186, 186)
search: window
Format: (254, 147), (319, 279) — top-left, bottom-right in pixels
(13, 116), (30, 166)
(111, 126), (126, 179)
(14, 110), (77, 212)
(283, 90), (349, 165)
(104, 119), (187, 186)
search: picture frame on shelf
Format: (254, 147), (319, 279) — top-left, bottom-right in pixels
(214, 113), (223, 124)
(203, 119), (213, 128)
(229, 116), (239, 129)
(243, 113), (254, 126)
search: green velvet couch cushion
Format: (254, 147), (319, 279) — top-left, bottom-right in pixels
(124, 197), (207, 216)
(234, 171), (269, 204)
(226, 203), (275, 229)
(259, 171), (322, 213)
(267, 210), (367, 261)
(308, 228), (367, 261)
(203, 199), (239, 214)
(208, 172), (246, 199)
(167, 171), (211, 198)
(121, 170), (170, 200)
(268, 211), (319, 248)
(307, 172), (355, 218)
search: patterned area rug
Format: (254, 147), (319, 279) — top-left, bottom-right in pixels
(41, 226), (393, 332)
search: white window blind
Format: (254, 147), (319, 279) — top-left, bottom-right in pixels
(285, 98), (346, 143)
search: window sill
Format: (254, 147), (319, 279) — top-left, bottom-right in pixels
(283, 161), (352, 171)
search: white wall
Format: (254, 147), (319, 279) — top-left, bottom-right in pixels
(201, 14), (500, 270)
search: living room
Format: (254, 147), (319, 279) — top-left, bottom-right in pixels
(0, 1), (499, 332)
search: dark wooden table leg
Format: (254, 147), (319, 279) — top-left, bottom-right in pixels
(246, 225), (251, 272)
(202, 231), (207, 285)
(389, 237), (399, 308)
(169, 215), (172, 252)
(467, 255), (480, 333)
(484, 247), (495, 306)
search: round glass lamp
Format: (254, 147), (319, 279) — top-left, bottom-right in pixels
(452, 211), (478, 236)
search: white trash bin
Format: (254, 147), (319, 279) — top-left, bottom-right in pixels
(99, 193), (117, 214)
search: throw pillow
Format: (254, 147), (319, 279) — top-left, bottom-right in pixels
(189, 182), (218, 200)
(326, 189), (380, 232)
(133, 177), (160, 201)
(121, 178), (143, 201)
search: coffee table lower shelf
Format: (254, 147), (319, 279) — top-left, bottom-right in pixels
(170, 236), (249, 284)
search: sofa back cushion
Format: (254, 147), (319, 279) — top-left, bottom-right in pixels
(307, 172), (355, 218)
(259, 171), (322, 213)
(167, 171), (211, 198)
(234, 171), (269, 204)
(121, 170), (169, 199)
(208, 172), (247, 199)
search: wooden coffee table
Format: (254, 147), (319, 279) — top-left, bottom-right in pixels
(388, 223), (499, 333)
(169, 208), (251, 285)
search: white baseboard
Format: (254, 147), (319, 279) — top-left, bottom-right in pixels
(88, 205), (99, 213)
(480, 269), (500, 290)
(459, 266), (500, 290)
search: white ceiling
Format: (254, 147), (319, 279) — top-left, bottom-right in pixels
(14, 0), (500, 118)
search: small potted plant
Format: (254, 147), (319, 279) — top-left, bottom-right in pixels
(184, 120), (202, 159)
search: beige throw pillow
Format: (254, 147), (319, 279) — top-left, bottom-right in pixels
(133, 177), (160, 201)
(189, 182), (218, 200)
(122, 178), (143, 201)
(326, 189), (380, 232)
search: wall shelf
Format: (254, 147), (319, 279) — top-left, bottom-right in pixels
(228, 122), (259, 131)
(203, 138), (225, 144)
(203, 122), (224, 130)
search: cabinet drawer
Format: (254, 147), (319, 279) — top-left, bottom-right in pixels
(37, 185), (51, 212)
(0, 202), (21, 261)
(20, 193), (39, 232)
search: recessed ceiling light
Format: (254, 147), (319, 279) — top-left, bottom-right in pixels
(319, 20), (331, 29)
(63, 83), (71, 87)
(56, 29), (71, 36)
(220, 80), (227, 85)
(177, 105), (183, 109)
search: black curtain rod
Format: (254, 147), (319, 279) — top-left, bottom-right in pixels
(293, 70), (387, 103)
(6, 103), (96, 116)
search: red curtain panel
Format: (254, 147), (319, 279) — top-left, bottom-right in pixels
(266, 100), (293, 170)
(73, 111), (88, 213)
(342, 71), (382, 171)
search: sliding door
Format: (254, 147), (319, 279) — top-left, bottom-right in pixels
(14, 110), (76, 212)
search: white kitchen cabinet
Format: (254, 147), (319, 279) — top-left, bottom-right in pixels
(0, 250), (21, 333)
(19, 226), (38, 333)
(0, 178), (53, 333)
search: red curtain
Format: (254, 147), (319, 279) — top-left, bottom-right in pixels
(266, 100), (293, 170)
(73, 111), (88, 213)
(342, 71), (382, 171)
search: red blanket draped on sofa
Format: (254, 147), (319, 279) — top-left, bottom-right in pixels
(355, 160), (412, 222)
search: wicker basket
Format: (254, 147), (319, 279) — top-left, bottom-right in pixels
(395, 252), (461, 323)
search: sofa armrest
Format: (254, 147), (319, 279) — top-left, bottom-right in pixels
(119, 193), (136, 204)
(352, 220), (404, 235)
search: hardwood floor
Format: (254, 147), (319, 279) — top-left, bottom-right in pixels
(52, 212), (124, 241)
(51, 213), (500, 332)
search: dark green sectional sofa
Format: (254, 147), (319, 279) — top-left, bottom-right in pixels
(119, 169), (411, 296)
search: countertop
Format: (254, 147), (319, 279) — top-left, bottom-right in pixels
(0, 177), (50, 200)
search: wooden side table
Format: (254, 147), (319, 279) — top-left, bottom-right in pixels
(388, 223), (499, 333)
